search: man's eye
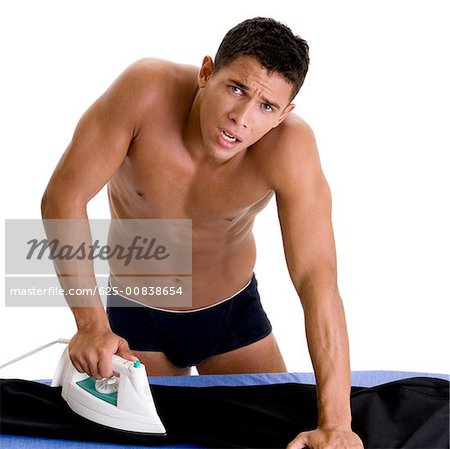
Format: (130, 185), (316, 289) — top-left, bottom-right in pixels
(262, 103), (274, 112)
(230, 86), (244, 95)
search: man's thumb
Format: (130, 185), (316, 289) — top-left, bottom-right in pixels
(116, 339), (138, 361)
(287, 432), (309, 449)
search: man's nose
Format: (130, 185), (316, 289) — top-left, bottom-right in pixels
(228, 102), (252, 128)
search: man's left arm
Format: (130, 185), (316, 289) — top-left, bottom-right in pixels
(267, 119), (363, 449)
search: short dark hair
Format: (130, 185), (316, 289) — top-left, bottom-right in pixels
(214, 17), (310, 99)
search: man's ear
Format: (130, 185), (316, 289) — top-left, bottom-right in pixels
(198, 56), (214, 88)
(274, 103), (296, 127)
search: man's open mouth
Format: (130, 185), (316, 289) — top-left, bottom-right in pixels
(221, 130), (239, 143)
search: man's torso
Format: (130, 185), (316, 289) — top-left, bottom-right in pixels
(107, 60), (287, 308)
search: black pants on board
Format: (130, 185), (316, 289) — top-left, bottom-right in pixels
(0, 377), (448, 448)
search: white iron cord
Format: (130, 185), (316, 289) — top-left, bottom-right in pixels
(0, 338), (70, 370)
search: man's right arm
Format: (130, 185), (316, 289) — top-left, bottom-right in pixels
(41, 60), (157, 378)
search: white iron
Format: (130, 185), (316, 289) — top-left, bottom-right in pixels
(52, 347), (166, 435)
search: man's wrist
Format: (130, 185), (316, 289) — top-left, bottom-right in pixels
(73, 307), (110, 331)
(318, 421), (352, 431)
(318, 409), (352, 430)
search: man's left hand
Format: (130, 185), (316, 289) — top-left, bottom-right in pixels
(287, 427), (364, 449)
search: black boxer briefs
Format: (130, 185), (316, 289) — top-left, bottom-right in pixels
(107, 273), (273, 368)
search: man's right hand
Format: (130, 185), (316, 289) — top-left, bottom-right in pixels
(68, 326), (137, 379)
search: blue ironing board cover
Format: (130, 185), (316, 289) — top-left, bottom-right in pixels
(2, 370), (448, 449)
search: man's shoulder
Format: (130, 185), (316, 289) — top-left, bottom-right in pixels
(255, 114), (315, 154)
(252, 114), (318, 185)
(272, 114), (314, 146)
(123, 58), (198, 84)
(105, 58), (198, 112)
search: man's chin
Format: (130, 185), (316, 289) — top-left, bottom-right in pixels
(208, 146), (244, 163)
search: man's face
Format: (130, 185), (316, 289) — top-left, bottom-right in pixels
(198, 55), (295, 162)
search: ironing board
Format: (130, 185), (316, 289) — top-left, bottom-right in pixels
(1, 370), (448, 449)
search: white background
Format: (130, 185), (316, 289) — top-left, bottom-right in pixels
(0, 0), (449, 379)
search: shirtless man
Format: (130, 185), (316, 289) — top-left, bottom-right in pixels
(41, 17), (363, 449)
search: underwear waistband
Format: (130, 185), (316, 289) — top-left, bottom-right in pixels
(108, 274), (254, 314)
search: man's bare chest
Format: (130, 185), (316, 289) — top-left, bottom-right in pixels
(109, 138), (273, 223)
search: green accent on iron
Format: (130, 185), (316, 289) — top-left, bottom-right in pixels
(76, 377), (117, 406)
